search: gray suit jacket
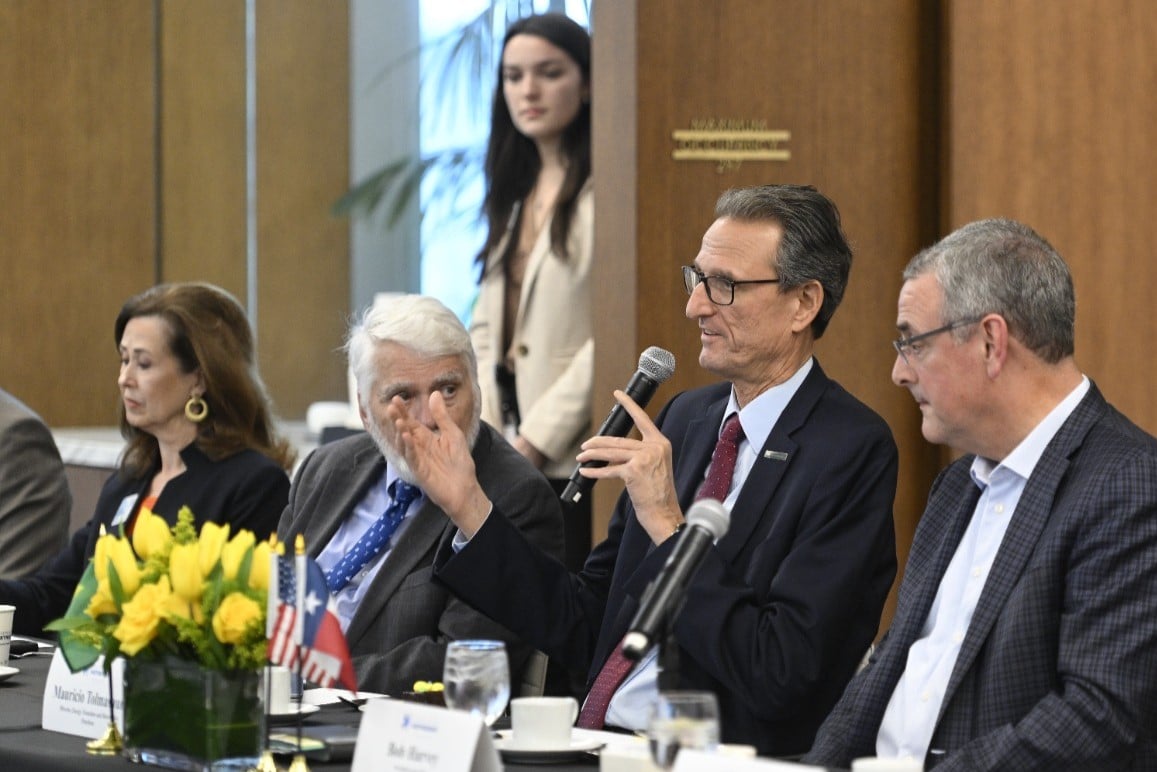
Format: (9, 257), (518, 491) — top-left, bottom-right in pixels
(805, 384), (1157, 770)
(0, 390), (70, 579)
(277, 423), (565, 695)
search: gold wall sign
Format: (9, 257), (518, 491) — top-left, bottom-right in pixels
(672, 119), (790, 172)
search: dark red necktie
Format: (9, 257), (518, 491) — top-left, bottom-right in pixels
(576, 638), (634, 729)
(696, 413), (743, 501)
(576, 414), (744, 729)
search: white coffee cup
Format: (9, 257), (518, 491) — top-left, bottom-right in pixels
(510, 696), (579, 749)
(265, 665), (292, 714)
(852, 757), (924, 772)
(0, 605), (14, 667)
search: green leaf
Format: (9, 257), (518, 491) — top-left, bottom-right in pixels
(56, 562), (101, 672)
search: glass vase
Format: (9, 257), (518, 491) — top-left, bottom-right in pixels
(122, 655), (262, 771)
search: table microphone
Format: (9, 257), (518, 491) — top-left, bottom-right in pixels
(560, 346), (676, 505)
(621, 498), (730, 660)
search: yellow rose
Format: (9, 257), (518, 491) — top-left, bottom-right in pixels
(249, 540), (271, 591)
(211, 591), (262, 645)
(169, 542), (203, 603)
(106, 537), (141, 596)
(220, 530), (256, 580)
(113, 576), (173, 656)
(85, 578), (117, 618)
(198, 521), (231, 577)
(132, 507), (171, 560)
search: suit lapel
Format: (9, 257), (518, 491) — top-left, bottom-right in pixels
(344, 499), (448, 645)
(939, 388), (1104, 706)
(715, 364), (824, 561)
(305, 444), (385, 553)
(675, 400), (726, 506)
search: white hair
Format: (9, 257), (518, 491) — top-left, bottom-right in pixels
(345, 293), (481, 421)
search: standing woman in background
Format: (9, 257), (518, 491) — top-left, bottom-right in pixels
(471, 13), (593, 573)
(0, 282), (295, 636)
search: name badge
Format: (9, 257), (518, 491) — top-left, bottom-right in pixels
(110, 494), (139, 529)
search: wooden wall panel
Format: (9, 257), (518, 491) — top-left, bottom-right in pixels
(255, 0), (351, 418)
(595, 1), (940, 630)
(946, 0), (1157, 434)
(160, 1), (248, 293)
(0, 1), (156, 426)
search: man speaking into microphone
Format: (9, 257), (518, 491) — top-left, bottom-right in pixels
(389, 185), (899, 757)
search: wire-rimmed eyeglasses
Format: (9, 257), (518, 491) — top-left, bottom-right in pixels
(682, 265), (780, 306)
(892, 318), (982, 365)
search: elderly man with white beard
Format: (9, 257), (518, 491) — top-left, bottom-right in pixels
(277, 294), (565, 696)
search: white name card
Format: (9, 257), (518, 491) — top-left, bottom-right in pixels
(41, 650), (124, 739)
(352, 699), (500, 772)
(673, 749), (824, 771)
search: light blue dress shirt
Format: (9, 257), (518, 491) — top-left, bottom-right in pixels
(876, 376), (1089, 762)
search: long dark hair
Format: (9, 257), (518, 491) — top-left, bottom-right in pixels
(476, 13), (591, 279)
(114, 282), (296, 476)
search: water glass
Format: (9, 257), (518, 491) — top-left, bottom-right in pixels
(647, 690), (720, 769)
(442, 639), (510, 726)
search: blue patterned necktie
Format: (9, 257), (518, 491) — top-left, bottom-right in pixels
(325, 480), (421, 592)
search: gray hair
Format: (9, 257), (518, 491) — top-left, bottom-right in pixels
(346, 294), (481, 409)
(714, 184), (853, 338)
(903, 218), (1075, 363)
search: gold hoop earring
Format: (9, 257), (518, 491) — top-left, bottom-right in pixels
(185, 396), (209, 423)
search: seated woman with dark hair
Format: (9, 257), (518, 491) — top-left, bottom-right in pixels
(0, 282), (295, 636)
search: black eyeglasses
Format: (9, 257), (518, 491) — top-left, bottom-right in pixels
(892, 318), (982, 365)
(682, 265), (780, 306)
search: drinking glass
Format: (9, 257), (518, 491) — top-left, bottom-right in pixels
(647, 690), (720, 769)
(442, 639), (510, 726)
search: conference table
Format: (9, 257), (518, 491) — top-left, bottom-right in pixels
(1, 651), (846, 772)
(0, 652), (596, 772)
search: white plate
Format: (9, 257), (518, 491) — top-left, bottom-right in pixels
(0, 665), (18, 682)
(493, 731), (604, 763)
(267, 703), (320, 725)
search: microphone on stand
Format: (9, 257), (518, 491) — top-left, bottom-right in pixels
(621, 498), (730, 661)
(559, 346), (676, 505)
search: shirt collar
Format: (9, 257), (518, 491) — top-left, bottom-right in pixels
(971, 375), (1089, 488)
(724, 357), (814, 447)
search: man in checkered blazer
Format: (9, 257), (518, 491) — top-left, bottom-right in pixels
(805, 218), (1157, 770)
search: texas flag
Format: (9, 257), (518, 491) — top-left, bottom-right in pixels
(267, 547), (357, 692)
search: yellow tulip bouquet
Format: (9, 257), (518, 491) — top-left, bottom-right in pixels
(49, 506), (271, 673)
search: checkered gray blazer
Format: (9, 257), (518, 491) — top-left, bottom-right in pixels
(805, 384), (1157, 770)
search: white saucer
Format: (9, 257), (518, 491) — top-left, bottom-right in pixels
(0, 666), (19, 683)
(493, 731), (604, 763)
(267, 703), (320, 725)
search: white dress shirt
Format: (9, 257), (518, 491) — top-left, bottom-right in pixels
(315, 467), (424, 632)
(602, 359), (814, 730)
(876, 376), (1089, 761)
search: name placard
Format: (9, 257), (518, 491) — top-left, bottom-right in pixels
(352, 699), (500, 772)
(41, 650), (124, 739)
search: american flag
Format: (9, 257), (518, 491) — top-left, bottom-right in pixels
(267, 546), (357, 691)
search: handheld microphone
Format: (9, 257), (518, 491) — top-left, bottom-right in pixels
(621, 498), (730, 660)
(560, 346), (676, 505)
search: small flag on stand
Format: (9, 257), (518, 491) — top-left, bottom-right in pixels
(267, 537), (357, 692)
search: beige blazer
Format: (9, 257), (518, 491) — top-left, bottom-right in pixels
(470, 183), (593, 479)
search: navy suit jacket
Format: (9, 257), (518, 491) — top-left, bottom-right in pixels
(805, 384), (1157, 770)
(436, 361), (898, 755)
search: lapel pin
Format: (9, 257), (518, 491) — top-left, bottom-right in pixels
(763, 450), (789, 461)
